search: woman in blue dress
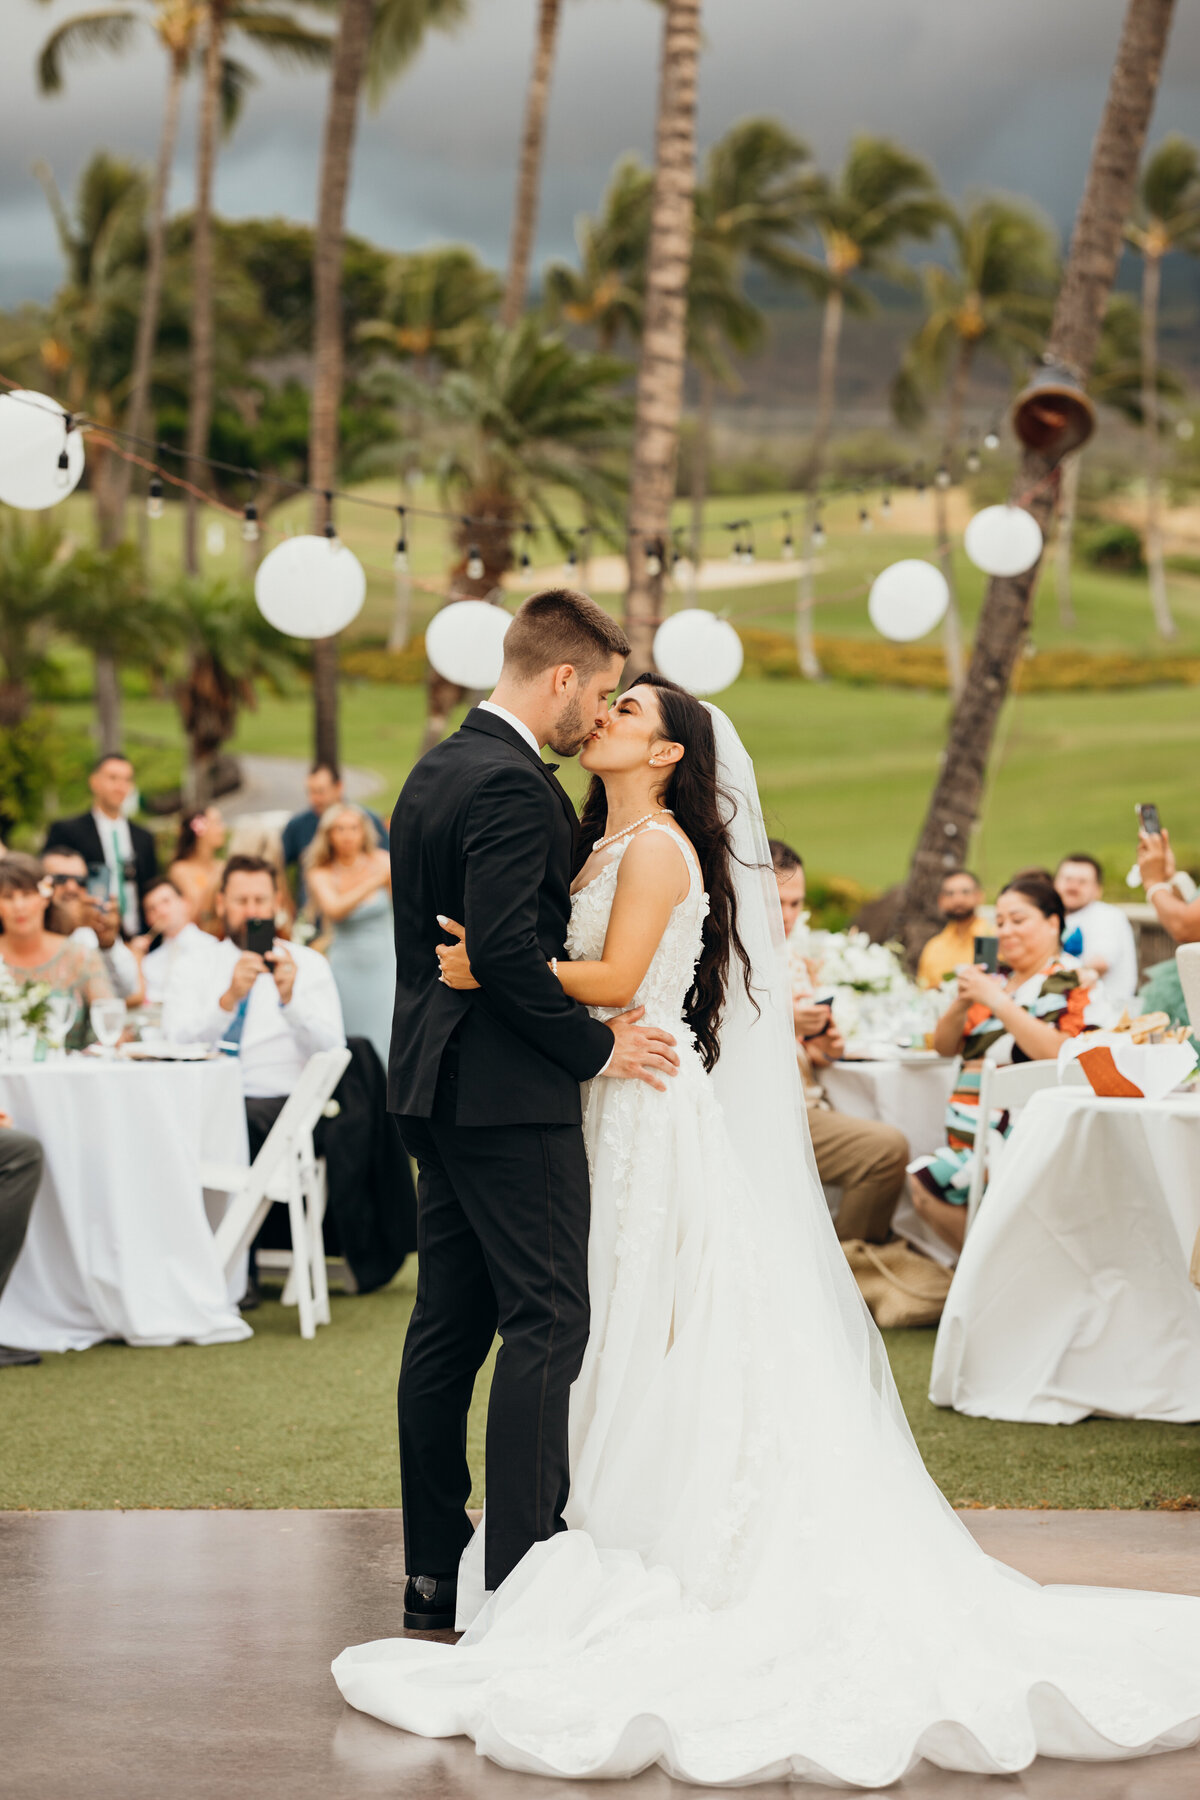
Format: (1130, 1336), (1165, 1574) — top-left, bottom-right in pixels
(305, 803), (394, 1069)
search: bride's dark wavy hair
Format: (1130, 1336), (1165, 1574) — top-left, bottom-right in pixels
(577, 672), (753, 1072)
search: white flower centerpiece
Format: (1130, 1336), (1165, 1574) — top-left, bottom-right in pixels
(805, 928), (936, 1052)
(0, 961), (55, 1053)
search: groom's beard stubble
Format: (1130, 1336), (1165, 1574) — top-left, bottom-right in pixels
(546, 695), (590, 759)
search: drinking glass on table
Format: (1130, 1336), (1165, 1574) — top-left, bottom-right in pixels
(0, 1002), (22, 1061)
(90, 997), (127, 1060)
(45, 992), (79, 1060)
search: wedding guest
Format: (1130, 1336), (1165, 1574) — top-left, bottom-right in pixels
(42, 849), (140, 1000)
(168, 805), (227, 935)
(1054, 853), (1138, 1003)
(138, 876), (220, 1006)
(1136, 819), (1200, 947)
(283, 764), (386, 910)
(909, 873), (1088, 1252)
(43, 752), (158, 936)
(305, 803), (394, 1068)
(225, 816), (293, 928)
(772, 840), (909, 1244)
(916, 869), (988, 989)
(0, 1112), (43, 1368)
(0, 854), (113, 1047)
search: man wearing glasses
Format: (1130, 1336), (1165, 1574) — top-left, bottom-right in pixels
(41, 850), (140, 1000)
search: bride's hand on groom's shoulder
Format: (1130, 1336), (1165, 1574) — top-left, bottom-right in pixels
(435, 917), (480, 990)
(603, 1008), (679, 1091)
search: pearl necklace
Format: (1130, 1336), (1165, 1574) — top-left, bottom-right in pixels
(593, 808), (673, 853)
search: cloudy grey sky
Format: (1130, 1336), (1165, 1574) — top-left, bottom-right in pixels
(3, 0), (1200, 305)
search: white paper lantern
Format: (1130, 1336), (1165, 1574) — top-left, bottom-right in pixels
(868, 560), (950, 642)
(254, 535), (366, 638)
(653, 609), (744, 695)
(0, 389), (85, 509)
(963, 504), (1043, 578)
(425, 600), (511, 689)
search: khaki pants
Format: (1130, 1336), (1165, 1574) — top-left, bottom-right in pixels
(807, 1106), (909, 1244)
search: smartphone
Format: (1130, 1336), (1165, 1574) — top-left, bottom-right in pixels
(245, 918), (275, 958)
(804, 994), (837, 1040)
(1137, 802), (1162, 837)
(85, 864), (112, 902)
(973, 935), (999, 974)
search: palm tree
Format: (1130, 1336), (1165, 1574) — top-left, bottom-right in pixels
(1125, 133), (1200, 639)
(308, 0), (468, 769)
(895, 0), (1179, 959)
(357, 245), (500, 373)
(502, 0), (562, 325)
(36, 1), (207, 544)
(892, 196), (1058, 693)
(184, 0), (333, 576)
(624, 0), (702, 672)
(0, 514), (78, 728)
(542, 155), (651, 349)
(797, 137), (945, 678)
(52, 544), (172, 751)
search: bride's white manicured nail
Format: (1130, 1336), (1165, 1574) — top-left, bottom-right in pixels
(437, 915), (448, 926)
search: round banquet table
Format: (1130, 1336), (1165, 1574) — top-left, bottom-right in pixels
(931, 1085), (1200, 1423)
(0, 1057), (251, 1352)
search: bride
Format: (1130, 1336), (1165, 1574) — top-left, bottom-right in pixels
(335, 676), (1200, 1788)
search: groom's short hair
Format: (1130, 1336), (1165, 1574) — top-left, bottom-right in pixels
(502, 588), (630, 680)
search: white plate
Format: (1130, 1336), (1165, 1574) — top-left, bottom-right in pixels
(120, 1042), (215, 1062)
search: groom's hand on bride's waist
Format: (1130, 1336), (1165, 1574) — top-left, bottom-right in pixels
(603, 1007), (678, 1091)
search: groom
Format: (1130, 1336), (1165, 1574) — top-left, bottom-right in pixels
(389, 588), (679, 1629)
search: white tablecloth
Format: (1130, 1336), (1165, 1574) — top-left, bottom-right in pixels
(820, 1057), (958, 1262)
(930, 1086), (1200, 1423)
(0, 1058), (251, 1352)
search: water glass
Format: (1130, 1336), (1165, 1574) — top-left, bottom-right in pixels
(138, 1002), (164, 1046)
(0, 1002), (21, 1062)
(90, 998), (127, 1060)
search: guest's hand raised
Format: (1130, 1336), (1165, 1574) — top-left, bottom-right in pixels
(268, 942), (297, 1006)
(223, 950), (266, 1008)
(85, 896), (121, 950)
(1138, 826), (1174, 890)
(956, 963), (1003, 1007)
(435, 917), (479, 991)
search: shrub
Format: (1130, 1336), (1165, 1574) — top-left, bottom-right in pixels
(341, 638), (428, 685)
(805, 872), (876, 933)
(0, 712), (70, 842)
(1080, 521), (1145, 573)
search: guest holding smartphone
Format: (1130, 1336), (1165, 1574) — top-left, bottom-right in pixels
(1137, 805), (1200, 946)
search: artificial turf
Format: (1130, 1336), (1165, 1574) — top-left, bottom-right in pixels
(1, 1262), (1195, 1513)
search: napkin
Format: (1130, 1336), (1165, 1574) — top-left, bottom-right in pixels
(1058, 1032), (1198, 1102)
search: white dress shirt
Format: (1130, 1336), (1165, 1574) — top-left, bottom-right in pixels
(140, 921), (219, 1006)
(1066, 900), (1139, 1003)
(69, 925), (139, 1000)
(165, 936), (345, 1098)
(91, 806), (139, 935)
(477, 699), (542, 757)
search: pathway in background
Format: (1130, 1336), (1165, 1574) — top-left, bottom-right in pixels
(225, 755), (385, 821)
(3, 1508), (1198, 1800)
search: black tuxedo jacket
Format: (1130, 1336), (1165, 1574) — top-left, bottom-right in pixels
(388, 708), (614, 1126)
(42, 811), (159, 931)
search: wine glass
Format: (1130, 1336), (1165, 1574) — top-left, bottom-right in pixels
(45, 992), (78, 1061)
(89, 998), (127, 1060)
(0, 1001), (21, 1062)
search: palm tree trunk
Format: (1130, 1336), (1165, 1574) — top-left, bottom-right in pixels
(184, 9), (222, 577)
(796, 285), (843, 680)
(115, 49), (185, 550)
(893, 0), (1177, 961)
(309, 0), (377, 770)
(93, 652), (122, 756)
(1055, 451), (1081, 628)
(501, 0), (561, 328)
(687, 361), (714, 603)
(935, 339), (971, 699)
(1141, 249), (1176, 638)
(624, 0), (701, 673)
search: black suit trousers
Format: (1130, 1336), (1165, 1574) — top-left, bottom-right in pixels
(396, 1068), (591, 1592)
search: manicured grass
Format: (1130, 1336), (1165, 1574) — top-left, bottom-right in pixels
(1, 1266), (1194, 1511)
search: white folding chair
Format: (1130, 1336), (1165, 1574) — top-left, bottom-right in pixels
(1177, 943), (1200, 1033)
(202, 1046), (351, 1340)
(963, 1057), (1084, 1236)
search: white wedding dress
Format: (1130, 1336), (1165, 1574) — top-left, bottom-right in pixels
(334, 714), (1200, 1788)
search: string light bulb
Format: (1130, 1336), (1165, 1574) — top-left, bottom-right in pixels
(812, 521), (826, 550)
(984, 426), (1000, 452)
(323, 493), (338, 548)
(645, 539), (663, 579)
(935, 464), (951, 490)
(55, 417), (73, 490)
(242, 501), (259, 544)
(146, 475), (164, 520)
(782, 530), (795, 559)
(393, 506), (407, 571)
(859, 508), (872, 534)
(965, 444), (981, 475)
(880, 493), (892, 519)
(466, 545), (485, 581)
(519, 525), (533, 571)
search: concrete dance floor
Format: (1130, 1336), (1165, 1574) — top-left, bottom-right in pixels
(3, 1508), (1200, 1800)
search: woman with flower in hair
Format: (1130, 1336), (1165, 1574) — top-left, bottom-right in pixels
(909, 873), (1090, 1253)
(0, 855), (112, 1049)
(168, 805), (227, 936)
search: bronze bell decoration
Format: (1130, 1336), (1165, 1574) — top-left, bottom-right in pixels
(1011, 356), (1097, 459)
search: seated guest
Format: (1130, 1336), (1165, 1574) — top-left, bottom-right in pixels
(1055, 853), (1138, 1004)
(0, 854), (113, 1047)
(305, 803), (394, 1068)
(772, 840), (909, 1244)
(1137, 817), (1200, 948)
(43, 752), (158, 936)
(0, 1112), (44, 1368)
(138, 876), (220, 1006)
(168, 805), (227, 935)
(283, 763), (386, 911)
(42, 849), (139, 999)
(165, 854), (344, 1152)
(916, 869), (988, 989)
(910, 873), (1088, 1253)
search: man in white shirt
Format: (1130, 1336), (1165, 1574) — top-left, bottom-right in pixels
(139, 876), (219, 1005)
(1055, 854), (1139, 1004)
(42, 849), (140, 999)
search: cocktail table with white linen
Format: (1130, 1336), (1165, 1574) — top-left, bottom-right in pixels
(931, 1084), (1200, 1422)
(0, 1056), (251, 1351)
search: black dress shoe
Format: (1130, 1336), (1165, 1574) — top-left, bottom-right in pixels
(238, 1278), (261, 1313)
(0, 1344), (41, 1367)
(403, 1574), (458, 1631)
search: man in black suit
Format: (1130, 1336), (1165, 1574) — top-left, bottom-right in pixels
(390, 588), (678, 1629)
(43, 753), (158, 937)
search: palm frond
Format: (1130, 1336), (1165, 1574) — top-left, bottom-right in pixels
(227, 9), (332, 69)
(36, 8), (138, 93)
(366, 0), (470, 107)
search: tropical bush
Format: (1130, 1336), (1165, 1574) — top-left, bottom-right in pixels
(1080, 521), (1146, 572)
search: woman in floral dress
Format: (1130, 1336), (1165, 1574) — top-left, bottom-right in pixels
(0, 855), (112, 1048)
